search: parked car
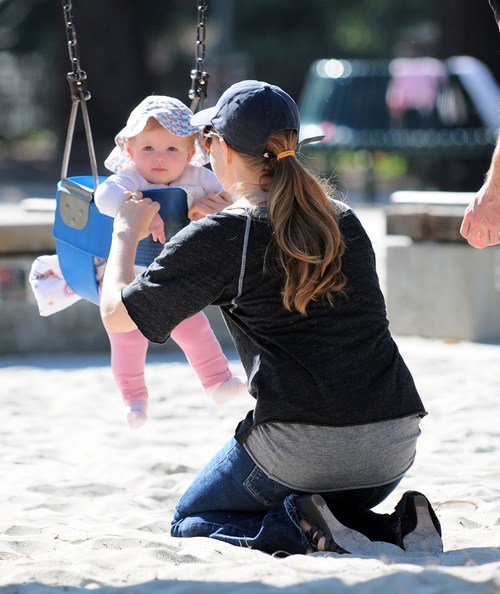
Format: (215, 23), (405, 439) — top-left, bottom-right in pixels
(299, 56), (500, 200)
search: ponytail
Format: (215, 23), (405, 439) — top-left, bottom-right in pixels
(239, 130), (346, 314)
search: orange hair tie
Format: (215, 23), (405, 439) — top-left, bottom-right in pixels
(276, 149), (295, 160)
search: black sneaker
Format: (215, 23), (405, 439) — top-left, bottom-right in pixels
(295, 494), (375, 554)
(394, 490), (443, 554)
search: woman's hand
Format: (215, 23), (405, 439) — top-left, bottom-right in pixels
(114, 191), (161, 241)
(101, 190), (160, 334)
(188, 191), (233, 221)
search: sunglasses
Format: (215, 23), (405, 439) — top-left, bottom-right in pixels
(203, 126), (223, 153)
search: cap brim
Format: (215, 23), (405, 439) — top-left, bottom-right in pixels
(190, 105), (218, 127)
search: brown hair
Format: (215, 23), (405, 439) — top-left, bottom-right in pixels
(239, 130), (346, 314)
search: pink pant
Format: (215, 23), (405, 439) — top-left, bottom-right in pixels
(106, 311), (232, 405)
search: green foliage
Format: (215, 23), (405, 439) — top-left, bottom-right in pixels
(228, 0), (436, 97)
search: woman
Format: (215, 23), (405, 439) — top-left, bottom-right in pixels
(100, 80), (442, 556)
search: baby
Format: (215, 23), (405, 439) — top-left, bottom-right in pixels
(94, 96), (247, 428)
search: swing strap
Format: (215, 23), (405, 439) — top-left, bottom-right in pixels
(60, 1), (99, 190)
(189, 0), (209, 113)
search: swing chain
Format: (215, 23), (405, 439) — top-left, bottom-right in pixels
(60, 0), (99, 188)
(189, 0), (209, 112)
(61, 1), (91, 103)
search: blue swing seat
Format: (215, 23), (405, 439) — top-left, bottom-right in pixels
(53, 175), (188, 305)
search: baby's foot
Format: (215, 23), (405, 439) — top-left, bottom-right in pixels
(205, 375), (248, 404)
(127, 400), (148, 429)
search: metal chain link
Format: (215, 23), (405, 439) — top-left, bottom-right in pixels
(59, 1), (208, 183)
(60, 0), (99, 187)
(61, 1), (90, 102)
(189, 0), (209, 112)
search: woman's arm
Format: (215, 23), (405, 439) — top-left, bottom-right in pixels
(100, 196), (161, 332)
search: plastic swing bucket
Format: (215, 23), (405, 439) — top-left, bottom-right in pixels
(53, 176), (111, 305)
(53, 179), (189, 305)
(135, 188), (189, 267)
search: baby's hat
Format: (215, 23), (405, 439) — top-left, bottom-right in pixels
(104, 95), (209, 173)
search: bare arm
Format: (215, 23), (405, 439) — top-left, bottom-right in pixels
(461, 3), (500, 247)
(100, 195), (161, 332)
(460, 137), (500, 248)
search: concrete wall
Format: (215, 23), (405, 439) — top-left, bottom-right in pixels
(386, 243), (500, 342)
(0, 254), (233, 355)
(5, 199), (500, 352)
(0, 203), (234, 355)
(2, 282), (234, 356)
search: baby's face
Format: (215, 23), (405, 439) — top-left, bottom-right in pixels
(128, 127), (196, 185)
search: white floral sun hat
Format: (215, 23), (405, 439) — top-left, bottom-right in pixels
(104, 95), (209, 173)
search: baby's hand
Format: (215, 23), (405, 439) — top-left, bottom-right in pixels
(188, 191), (233, 221)
(149, 212), (166, 243)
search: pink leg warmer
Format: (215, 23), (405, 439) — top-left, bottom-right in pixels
(107, 328), (149, 405)
(171, 311), (232, 389)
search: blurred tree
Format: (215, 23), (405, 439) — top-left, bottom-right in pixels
(0, 0), (203, 171)
(56, 0), (206, 167)
(1, 0), (498, 177)
(231, 0), (435, 99)
(70, 1), (151, 138)
(437, 0), (500, 82)
(228, 0), (500, 99)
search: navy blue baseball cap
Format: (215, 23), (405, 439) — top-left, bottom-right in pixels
(190, 80), (300, 157)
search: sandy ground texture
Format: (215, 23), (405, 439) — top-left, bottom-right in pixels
(1, 333), (500, 593)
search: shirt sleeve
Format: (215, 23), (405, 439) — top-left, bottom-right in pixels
(174, 166), (224, 209)
(121, 214), (243, 343)
(94, 172), (140, 217)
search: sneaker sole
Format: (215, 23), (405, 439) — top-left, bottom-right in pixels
(296, 494), (378, 555)
(402, 495), (443, 554)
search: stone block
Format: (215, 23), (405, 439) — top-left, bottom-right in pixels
(386, 243), (500, 342)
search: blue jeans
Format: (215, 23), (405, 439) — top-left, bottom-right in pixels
(171, 437), (402, 555)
